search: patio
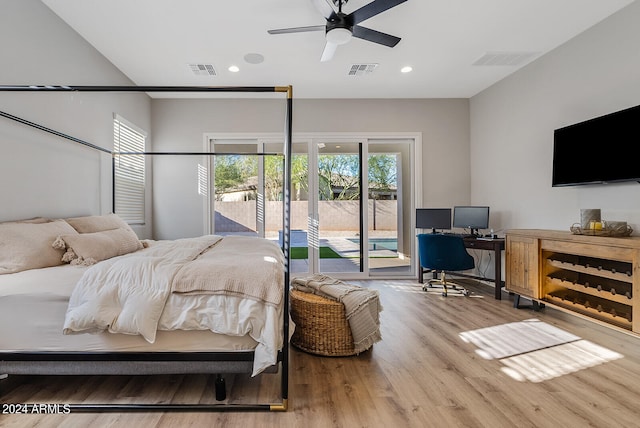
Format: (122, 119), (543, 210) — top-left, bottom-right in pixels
(277, 230), (411, 275)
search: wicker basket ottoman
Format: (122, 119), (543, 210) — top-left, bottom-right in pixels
(289, 288), (356, 356)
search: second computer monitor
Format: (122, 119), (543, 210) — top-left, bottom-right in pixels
(453, 206), (489, 236)
(416, 208), (452, 233)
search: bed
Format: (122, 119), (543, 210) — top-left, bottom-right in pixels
(0, 85), (293, 412)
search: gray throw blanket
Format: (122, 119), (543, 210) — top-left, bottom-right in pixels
(291, 274), (382, 354)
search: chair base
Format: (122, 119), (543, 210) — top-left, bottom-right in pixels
(422, 272), (470, 297)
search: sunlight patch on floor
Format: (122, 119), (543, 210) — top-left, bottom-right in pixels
(459, 318), (580, 359)
(459, 318), (623, 382)
(500, 339), (623, 382)
(384, 283), (425, 294)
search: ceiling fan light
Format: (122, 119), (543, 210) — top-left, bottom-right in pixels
(326, 27), (352, 45)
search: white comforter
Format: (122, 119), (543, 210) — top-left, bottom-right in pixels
(63, 235), (285, 376)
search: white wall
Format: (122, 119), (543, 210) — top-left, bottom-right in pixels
(0, 0), (152, 237)
(150, 98), (469, 239)
(470, 1), (640, 235)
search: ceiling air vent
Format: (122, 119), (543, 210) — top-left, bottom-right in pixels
(348, 63), (378, 76)
(188, 64), (217, 76)
(472, 51), (540, 67)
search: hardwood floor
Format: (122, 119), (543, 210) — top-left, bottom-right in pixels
(2, 279), (640, 427)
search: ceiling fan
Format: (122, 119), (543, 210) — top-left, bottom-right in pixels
(268, 0), (407, 62)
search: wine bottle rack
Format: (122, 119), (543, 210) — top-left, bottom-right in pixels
(546, 257), (632, 283)
(505, 229), (640, 335)
(545, 290), (632, 330)
(545, 261), (632, 306)
(544, 250), (634, 330)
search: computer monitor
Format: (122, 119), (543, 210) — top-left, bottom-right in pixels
(416, 208), (452, 234)
(453, 206), (489, 236)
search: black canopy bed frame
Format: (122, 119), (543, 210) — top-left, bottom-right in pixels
(0, 84), (293, 412)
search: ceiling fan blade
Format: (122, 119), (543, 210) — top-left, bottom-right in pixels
(349, 0), (408, 26)
(321, 42), (338, 62)
(352, 25), (401, 47)
(310, 0), (336, 20)
(268, 25), (326, 35)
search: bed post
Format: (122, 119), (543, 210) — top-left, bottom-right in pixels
(272, 85), (293, 411)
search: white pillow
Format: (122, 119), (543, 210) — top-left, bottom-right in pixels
(0, 220), (78, 274)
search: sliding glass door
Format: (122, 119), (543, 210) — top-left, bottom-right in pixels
(367, 141), (411, 276)
(210, 143), (261, 237)
(264, 141), (311, 275)
(317, 141), (363, 274)
(207, 136), (415, 279)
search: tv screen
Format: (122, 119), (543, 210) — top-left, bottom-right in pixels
(416, 208), (451, 233)
(453, 206), (489, 233)
(552, 104), (640, 187)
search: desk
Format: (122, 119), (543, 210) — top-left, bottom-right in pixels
(418, 237), (506, 300)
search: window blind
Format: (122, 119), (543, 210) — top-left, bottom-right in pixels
(113, 115), (146, 224)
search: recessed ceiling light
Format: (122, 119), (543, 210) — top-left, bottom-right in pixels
(228, 65), (240, 73)
(401, 66), (413, 73)
(244, 53), (265, 64)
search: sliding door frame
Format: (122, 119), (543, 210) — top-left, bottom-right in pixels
(203, 132), (423, 279)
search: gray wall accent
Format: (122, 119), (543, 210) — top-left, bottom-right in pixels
(0, 0), (152, 237)
(470, 1), (640, 235)
(150, 98), (469, 239)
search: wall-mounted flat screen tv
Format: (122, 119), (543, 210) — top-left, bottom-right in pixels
(552, 104), (640, 187)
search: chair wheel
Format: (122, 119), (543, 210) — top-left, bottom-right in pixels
(463, 290), (470, 297)
(442, 292), (447, 297)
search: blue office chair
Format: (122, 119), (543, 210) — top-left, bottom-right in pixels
(418, 233), (475, 296)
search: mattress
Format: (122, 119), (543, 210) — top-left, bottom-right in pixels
(0, 263), (280, 374)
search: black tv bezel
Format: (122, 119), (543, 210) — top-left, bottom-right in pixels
(552, 104), (640, 187)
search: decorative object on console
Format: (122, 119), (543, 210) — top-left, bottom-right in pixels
(607, 221), (632, 236)
(580, 208), (601, 230)
(570, 220), (633, 237)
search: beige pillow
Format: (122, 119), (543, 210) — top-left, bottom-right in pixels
(0, 220), (78, 274)
(58, 228), (143, 265)
(65, 213), (133, 234)
(0, 217), (50, 225)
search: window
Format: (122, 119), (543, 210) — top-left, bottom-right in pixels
(113, 115), (146, 224)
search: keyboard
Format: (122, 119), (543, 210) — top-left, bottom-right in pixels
(443, 232), (477, 239)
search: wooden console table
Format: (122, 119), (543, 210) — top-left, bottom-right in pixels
(506, 229), (640, 334)
(419, 237), (506, 300)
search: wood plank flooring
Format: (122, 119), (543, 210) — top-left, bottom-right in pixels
(2, 279), (640, 427)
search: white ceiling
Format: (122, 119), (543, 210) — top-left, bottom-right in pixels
(42, 0), (634, 99)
